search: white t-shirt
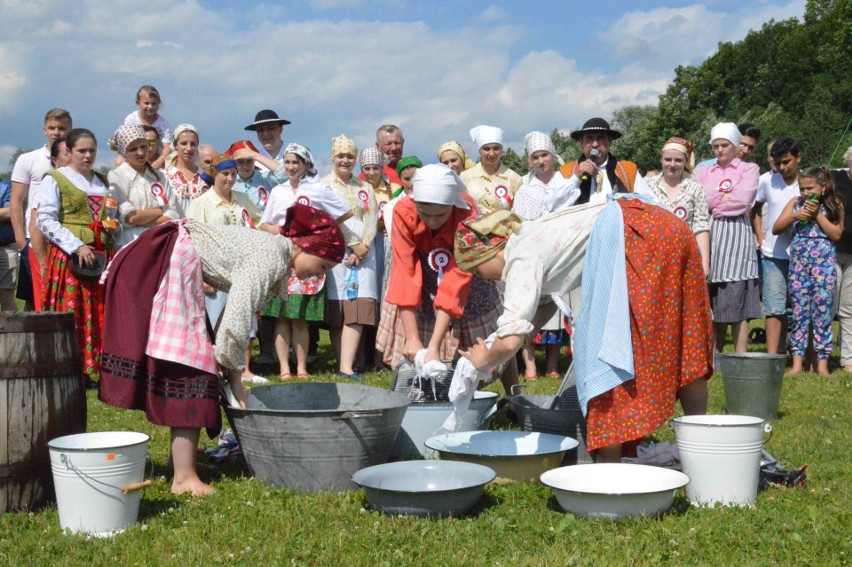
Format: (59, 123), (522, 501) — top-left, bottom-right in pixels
(259, 176), (349, 227)
(11, 146), (51, 238)
(756, 171), (799, 259)
(123, 111), (173, 143)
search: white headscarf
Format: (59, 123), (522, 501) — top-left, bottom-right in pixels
(469, 125), (504, 150)
(709, 122), (741, 147)
(165, 123), (200, 167)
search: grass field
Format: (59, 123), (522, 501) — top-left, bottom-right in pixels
(2, 340), (852, 566)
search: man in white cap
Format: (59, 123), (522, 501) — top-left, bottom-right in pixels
(244, 109), (291, 167)
(460, 125), (523, 214)
(558, 117), (651, 205)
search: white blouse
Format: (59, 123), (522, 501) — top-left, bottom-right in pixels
(37, 167), (108, 255)
(260, 175), (350, 227)
(496, 201), (606, 337)
(109, 162), (180, 248)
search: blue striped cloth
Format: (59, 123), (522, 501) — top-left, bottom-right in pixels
(573, 196), (634, 415)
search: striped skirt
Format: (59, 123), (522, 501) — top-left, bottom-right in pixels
(709, 214), (759, 283)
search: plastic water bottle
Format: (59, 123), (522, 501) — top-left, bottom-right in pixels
(796, 193), (819, 227)
(345, 265), (359, 300)
(104, 188), (118, 227)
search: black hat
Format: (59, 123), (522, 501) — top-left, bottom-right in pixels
(244, 109), (291, 131)
(570, 117), (622, 141)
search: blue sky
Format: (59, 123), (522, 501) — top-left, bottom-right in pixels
(1, 0), (806, 173)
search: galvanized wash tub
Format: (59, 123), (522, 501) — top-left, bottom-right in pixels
(225, 383), (409, 492)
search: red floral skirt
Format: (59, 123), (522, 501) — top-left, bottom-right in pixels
(41, 243), (107, 380)
(585, 200), (713, 453)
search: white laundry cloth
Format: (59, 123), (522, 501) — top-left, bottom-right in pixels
(440, 333), (497, 433)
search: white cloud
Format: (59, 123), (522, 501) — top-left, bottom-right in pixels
(602, 1), (806, 69)
(477, 5), (508, 24)
(0, 145), (19, 172)
(0, 1), (807, 171)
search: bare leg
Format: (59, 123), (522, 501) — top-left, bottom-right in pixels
(817, 359), (831, 378)
(329, 325), (342, 364)
(241, 342), (254, 378)
(596, 444), (623, 463)
(785, 354), (804, 377)
(339, 323), (363, 374)
(764, 315), (787, 354)
(521, 344), (537, 378)
(731, 320), (750, 352)
(274, 317), (292, 378)
(291, 319), (310, 377)
(498, 356), (519, 394)
(170, 428), (214, 496)
(714, 323), (729, 353)
(545, 344), (561, 375)
(678, 379), (708, 415)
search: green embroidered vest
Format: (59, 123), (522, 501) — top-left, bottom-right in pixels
(43, 169), (112, 247)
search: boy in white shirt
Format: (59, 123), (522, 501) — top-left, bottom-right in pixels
(9, 108), (72, 310)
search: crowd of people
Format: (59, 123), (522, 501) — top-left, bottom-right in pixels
(2, 84), (851, 495)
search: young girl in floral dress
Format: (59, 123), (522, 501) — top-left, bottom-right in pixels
(773, 166), (845, 377)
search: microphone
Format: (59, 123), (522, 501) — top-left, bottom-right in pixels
(581, 148), (600, 182)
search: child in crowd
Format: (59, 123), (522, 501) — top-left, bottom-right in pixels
(226, 140), (287, 210)
(123, 85), (172, 169)
(773, 167), (845, 377)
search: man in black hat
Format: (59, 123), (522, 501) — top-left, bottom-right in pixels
(245, 109), (291, 167)
(245, 109), (291, 372)
(557, 117), (651, 206)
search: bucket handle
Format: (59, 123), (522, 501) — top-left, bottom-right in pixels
(763, 422), (773, 445)
(509, 384), (528, 397)
(122, 480), (153, 494)
(332, 410), (384, 420)
(60, 452), (156, 495)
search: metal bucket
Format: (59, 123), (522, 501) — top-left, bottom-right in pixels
(48, 431), (151, 537)
(672, 414), (770, 507)
(225, 383), (409, 492)
(719, 353), (786, 421)
(391, 392), (499, 460)
(507, 385), (592, 465)
(391, 357), (454, 401)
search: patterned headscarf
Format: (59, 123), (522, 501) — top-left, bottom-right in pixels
(395, 155), (423, 176)
(359, 147), (385, 168)
(525, 131), (565, 166)
(206, 154), (237, 180)
(454, 210), (523, 272)
(284, 143), (318, 177)
(437, 141), (475, 171)
(331, 134), (358, 158)
(109, 124), (147, 157)
(661, 136), (696, 172)
(166, 123), (200, 167)
(281, 203), (345, 263)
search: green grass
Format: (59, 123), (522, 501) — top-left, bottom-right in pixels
(3, 340), (852, 566)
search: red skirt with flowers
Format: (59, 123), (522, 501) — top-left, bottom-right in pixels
(585, 199), (714, 454)
(42, 243), (107, 380)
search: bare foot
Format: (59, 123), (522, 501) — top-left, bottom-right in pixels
(817, 362), (831, 378)
(784, 367), (802, 378)
(843, 366), (852, 373)
(171, 477), (215, 496)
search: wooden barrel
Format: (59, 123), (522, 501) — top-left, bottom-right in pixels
(0, 312), (87, 512)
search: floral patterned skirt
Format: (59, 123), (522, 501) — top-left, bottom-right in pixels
(585, 200), (714, 453)
(42, 243), (107, 380)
